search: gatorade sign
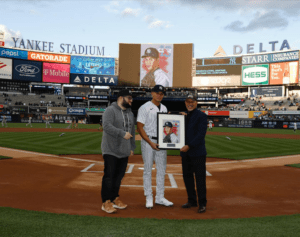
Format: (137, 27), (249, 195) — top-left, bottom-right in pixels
(242, 64), (269, 85)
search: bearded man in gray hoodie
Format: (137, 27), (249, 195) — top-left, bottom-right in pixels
(101, 89), (136, 214)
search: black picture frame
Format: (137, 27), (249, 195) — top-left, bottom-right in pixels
(157, 113), (185, 150)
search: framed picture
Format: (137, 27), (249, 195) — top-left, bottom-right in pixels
(157, 113), (185, 150)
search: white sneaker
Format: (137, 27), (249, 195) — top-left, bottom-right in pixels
(155, 197), (173, 207)
(146, 196), (153, 209)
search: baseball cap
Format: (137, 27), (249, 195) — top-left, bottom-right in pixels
(151, 85), (166, 94)
(118, 89), (132, 98)
(163, 121), (173, 127)
(185, 94), (197, 101)
(142, 48), (159, 58)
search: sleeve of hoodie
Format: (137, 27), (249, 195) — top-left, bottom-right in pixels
(130, 112), (136, 151)
(103, 107), (126, 138)
(187, 112), (207, 149)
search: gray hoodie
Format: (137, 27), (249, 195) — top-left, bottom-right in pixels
(101, 102), (136, 158)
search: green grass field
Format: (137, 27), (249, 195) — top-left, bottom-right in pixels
(1, 125), (300, 159)
(0, 155), (12, 160)
(286, 163), (300, 168)
(0, 207), (299, 237)
(1, 124), (299, 236)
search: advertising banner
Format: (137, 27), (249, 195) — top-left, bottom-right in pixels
(70, 56), (115, 75)
(0, 48), (28, 60)
(193, 75), (241, 87)
(70, 74), (117, 86)
(250, 86), (283, 97)
(197, 57), (242, 66)
(0, 58), (12, 79)
(229, 111), (249, 118)
(13, 59), (42, 82)
(47, 107), (67, 115)
(88, 95), (109, 100)
(86, 108), (106, 112)
(205, 111), (230, 116)
(43, 63), (70, 83)
(28, 52), (70, 64)
(67, 108), (86, 115)
(140, 44), (173, 87)
(242, 51), (299, 64)
(269, 61), (299, 84)
(248, 111), (268, 118)
(29, 107), (47, 114)
(242, 64), (269, 85)
(195, 65), (241, 76)
(272, 111), (300, 115)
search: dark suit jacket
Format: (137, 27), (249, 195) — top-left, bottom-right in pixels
(180, 109), (207, 157)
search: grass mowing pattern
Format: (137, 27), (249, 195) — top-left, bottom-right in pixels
(0, 207), (299, 237)
(2, 123), (101, 129)
(0, 132), (102, 155)
(1, 132), (300, 159)
(286, 163), (300, 168)
(205, 135), (300, 159)
(209, 127), (300, 135)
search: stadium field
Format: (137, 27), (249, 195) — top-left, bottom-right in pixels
(1, 126), (300, 159)
(0, 124), (299, 237)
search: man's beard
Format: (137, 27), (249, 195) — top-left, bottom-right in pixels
(122, 98), (131, 108)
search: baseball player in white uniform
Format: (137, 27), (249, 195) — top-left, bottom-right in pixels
(208, 120), (213, 130)
(163, 121), (179, 143)
(137, 85), (173, 209)
(2, 115), (8, 127)
(26, 117), (33, 127)
(294, 122), (297, 133)
(45, 115), (52, 128)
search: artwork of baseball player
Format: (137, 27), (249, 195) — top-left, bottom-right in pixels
(45, 115), (52, 128)
(140, 48), (170, 88)
(26, 117), (33, 127)
(137, 84), (173, 209)
(163, 121), (179, 143)
(294, 122), (297, 133)
(2, 115), (8, 127)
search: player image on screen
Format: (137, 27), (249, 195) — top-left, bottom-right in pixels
(163, 121), (179, 143)
(140, 48), (170, 87)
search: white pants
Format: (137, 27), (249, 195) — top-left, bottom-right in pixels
(141, 138), (167, 200)
(46, 121), (51, 128)
(2, 120), (7, 127)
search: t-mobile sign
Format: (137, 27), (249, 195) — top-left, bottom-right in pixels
(43, 62), (70, 83)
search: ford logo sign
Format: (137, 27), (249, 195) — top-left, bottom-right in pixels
(15, 64), (40, 74)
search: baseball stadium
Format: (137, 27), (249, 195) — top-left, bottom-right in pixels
(1, 42), (300, 237)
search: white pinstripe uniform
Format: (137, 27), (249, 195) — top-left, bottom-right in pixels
(2, 115), (8, 127)
(137, 101), (168, 200)
(45, 116), (51, 128)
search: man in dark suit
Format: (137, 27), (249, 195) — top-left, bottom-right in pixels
(180, 94), (208, 213)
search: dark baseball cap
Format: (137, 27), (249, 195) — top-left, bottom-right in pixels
(151, 85), (166, 94)
(163, 121), (173, 127)
(118, 89), (132, 98)
(185, 94), (197, 101)
(142, 47), (159, 58)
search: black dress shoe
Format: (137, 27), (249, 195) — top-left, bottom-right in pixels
(182, 203), (197, 208)
(198, 206), (206, 213)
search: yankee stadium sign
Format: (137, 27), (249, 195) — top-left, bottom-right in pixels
(11, 37), (105, 56)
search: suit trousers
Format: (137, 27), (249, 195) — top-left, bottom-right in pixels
(101, 154), (128, 203)
(181, 155), (207, 207)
